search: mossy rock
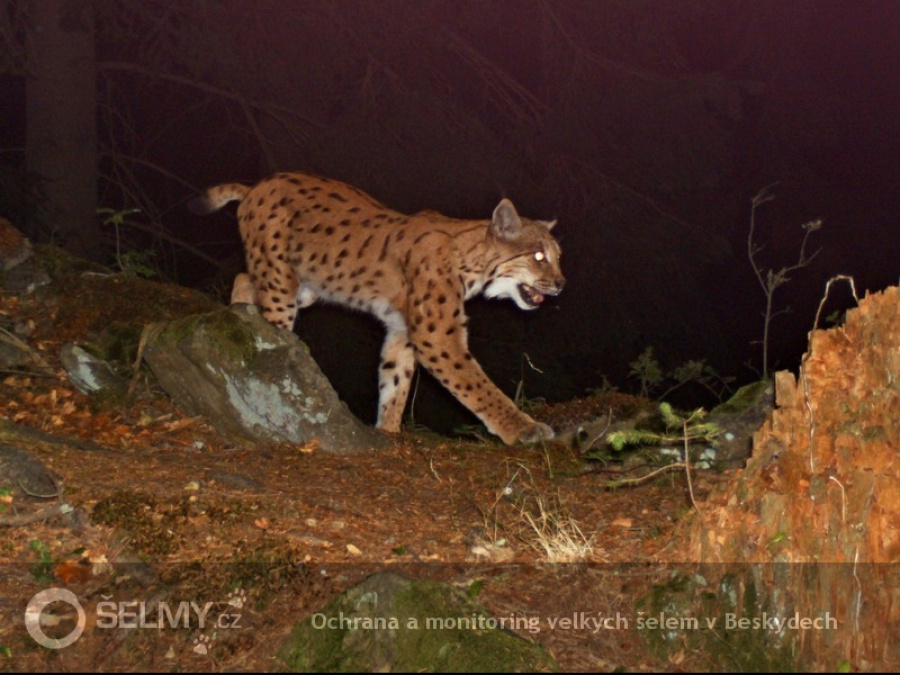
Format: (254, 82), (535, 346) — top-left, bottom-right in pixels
(710, 379), (773, 417)
(141, 304), (388, 451)
(638, 568), (796, 673)
(707, 379), (775, 467)
(280, 572), (556, 672)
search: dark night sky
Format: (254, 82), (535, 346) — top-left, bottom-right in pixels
(2, 1), (898, 431)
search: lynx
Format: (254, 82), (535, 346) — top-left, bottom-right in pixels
(190, 172), (564, 444)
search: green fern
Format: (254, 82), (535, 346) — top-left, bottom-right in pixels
(607, 403), (720, 452)
(98, 207), (159, 278)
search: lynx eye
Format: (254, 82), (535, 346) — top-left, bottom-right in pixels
(534, 251), (545, 262)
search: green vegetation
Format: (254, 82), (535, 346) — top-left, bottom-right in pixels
(29, 539), (54, 583)
(606, 403), (720, 453)
(280, 574), (556, 672)
(98, 207), (159, 278)
(626, 346), (734, 402)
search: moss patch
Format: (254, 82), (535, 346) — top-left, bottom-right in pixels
(710, 379), (771, 417)
(280, 572), (556, 672)
(638, 570), (796, 673)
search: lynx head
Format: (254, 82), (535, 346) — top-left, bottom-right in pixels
(483, 199), (565, 310)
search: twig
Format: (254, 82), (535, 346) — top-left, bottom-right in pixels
(747, 184), (822, 378)
(602, 461), (686, 488)
(428, 456), (442, 483)
(565, 155), (702, 235)
(0, 503), (72, 527)
(0, 419), (114, 453)
(683, 419), (700, 512)
(812, 275), (859, 331)
(802, 275), (858, 473)
(128, 323), (162, 401)
(536, 0), (676, 82)
(582, 409), (613, 452)
(0, 327), (57, 376)
(443, 29), (549, 127)
(99, 61), (323, 131)
(114, 217), (227, 269)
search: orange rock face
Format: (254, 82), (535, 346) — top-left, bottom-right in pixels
(688, 284), (900, 669)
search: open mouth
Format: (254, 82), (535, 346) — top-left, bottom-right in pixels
(518, 283), (545, 307)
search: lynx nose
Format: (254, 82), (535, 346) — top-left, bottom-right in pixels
(554, 278), (566, 293)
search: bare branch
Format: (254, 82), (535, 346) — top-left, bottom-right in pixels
(443, 30), (549, 127)
(98, 60), (323, 132)
(746, 185), (823, 377)
(0, 503), (71, 527)
(115, 218), (227, 270)
(536, 0), (677, 82)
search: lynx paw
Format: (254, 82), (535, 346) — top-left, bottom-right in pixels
(516, 422), (555, 445)
(230, 273), (257, 305)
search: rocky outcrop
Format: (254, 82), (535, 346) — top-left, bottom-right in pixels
(280, 572), (555, 672)
(685, 284), (900, 670)
(141, 304), (389, 452)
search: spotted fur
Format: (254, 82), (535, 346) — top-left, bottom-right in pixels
(190, 172), (565, 444)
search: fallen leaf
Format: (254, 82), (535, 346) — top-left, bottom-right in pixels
(298, 439), (320, 454)
(164, 416), (201, 432)
(54, 560), (92, 584)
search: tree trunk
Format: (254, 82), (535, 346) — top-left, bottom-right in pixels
(25, 0), (99, 260)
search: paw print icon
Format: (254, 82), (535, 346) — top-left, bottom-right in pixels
(192, 634), (211, 655)
(227, 589), (247, 610)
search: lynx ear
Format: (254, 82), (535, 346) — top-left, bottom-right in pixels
(490, 199), (523, 240)
(541, 219), (557, 231)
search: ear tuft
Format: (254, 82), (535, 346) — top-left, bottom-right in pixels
(491, 199), (523, 240)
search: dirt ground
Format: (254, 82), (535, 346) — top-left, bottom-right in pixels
(0, 283), (736, 673)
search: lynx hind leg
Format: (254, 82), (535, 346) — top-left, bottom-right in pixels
(376, 328), (416, 433)
(230, 273), (257, 305)
(251, 262), (301, 331)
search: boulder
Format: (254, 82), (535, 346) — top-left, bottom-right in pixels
(141, 304), (389, 452)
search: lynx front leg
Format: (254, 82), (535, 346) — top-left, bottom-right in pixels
(376, 327), (416, 433)
(407, 276), (553, 445)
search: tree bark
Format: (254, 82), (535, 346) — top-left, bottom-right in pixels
(25, 0), (99, 260)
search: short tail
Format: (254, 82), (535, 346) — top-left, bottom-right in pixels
(187, 183), (250, 215)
